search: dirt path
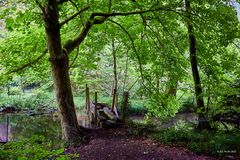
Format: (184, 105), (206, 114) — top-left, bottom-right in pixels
(66, 127), (216, 160)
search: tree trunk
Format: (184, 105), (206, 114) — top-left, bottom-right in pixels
(121, 91), (129, 123)
(43, 0), (84, 143)
(122, 49), (129, 93)
(112, 39), (118, 111)
(185, 0), (211, 130)
(112, 38), (117, 93)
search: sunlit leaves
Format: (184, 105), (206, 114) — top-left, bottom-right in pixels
(0, 0), (239, 118)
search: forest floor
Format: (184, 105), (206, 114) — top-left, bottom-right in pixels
(66, 127), (218, 160)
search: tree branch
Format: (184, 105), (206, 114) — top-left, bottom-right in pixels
(35, 0), (45, 15)
(63, 3), (180, 55)
(69, 46), (80, 68)
(108, 0), (112, 13)
(6, 49), (48, 74)
(90, 7), (173, 19)
(232, 42), (240, 50)
(108, 19), (156, 93)
(107, 20), (144, 81)
(63, 16), (107, 54)
(90, 2), (182, 19)
(152, 12), (187, 60)
(60, 6), (90, 26)
(57, 0), (69, 5)
(69, 0), (85, 26)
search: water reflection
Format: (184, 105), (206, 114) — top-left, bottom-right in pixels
(0, 116), (10, 143)
(0, 114), (62, 143)
(0, 112), (92, 143)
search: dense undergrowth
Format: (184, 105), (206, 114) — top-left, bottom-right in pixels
(0, 135), (78, 160)
(1, 86), (239, 158)
(128, 120), (240, 157)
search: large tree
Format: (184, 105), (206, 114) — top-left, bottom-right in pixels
(3, 0), (176, 142)
(184, 0), (210, 130)
(0, 0), (239, 142)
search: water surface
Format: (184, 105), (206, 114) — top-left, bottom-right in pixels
(0, 112), (92, 143)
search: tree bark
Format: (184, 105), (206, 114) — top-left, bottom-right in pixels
(121, 91), (129, 123)
(43, 0), (84, 143)
(184, 0), (211, 130)
(122, 49), (129, 93)
(111, 39), (118, 111)
(112, 39), (117, 92)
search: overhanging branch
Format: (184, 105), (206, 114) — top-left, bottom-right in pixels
(60, 6), (90, 26)
(107, 20), (144, 81)
(63, 16), (107, 54)
(90, 7), (174, 19)
(69, 46), (80, 68)
(57, 0), (69, 5)
(69, 0), (85, 26)
(232, 42), (240, 50)
(35, 0), (45, 15)
(6, 49), (48, 74)
(62, 3), (180, 55)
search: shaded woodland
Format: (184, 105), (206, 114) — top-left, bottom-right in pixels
(0, 0), (239, 159)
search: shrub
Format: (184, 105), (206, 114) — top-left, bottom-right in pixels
(127, 100), (147, 115)
(146, 94), (180, 118)
(178, 96), (196, 113)
(211, 79), (240, 129)
(151, 121), (195, 143)
(0, 135), (78, 160)
(126, 120), (157, 136)
(151, 122), (240, 156)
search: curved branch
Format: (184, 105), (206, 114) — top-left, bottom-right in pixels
(6, 49), (48, 74)
(152, 11), (188, 61)
(57, 0), (69, 5)
(146, 24), (164, 47)
(63, 3), (181, 55)
(69, 0), (85, 26)
(69, 46), (79, 68)
(108, 0), (112, 13)
(91, 7), (175, 19)
(232, 42), (240, 50)
(35, 0), (45, 15)
(107, 19), (156, 94)
(107, 19), (144, 80)
(63, 16), (107, 54)
(60, 6), (89, 26)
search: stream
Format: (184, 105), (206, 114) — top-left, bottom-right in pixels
(0, 112), (92, 143)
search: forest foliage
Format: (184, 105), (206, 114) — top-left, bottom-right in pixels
(0, 0), (239, 126)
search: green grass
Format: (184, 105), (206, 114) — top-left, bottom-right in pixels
(0, 91), (56, 109)
(0, 92), (147, 115)
(128, 99), (147, 115)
